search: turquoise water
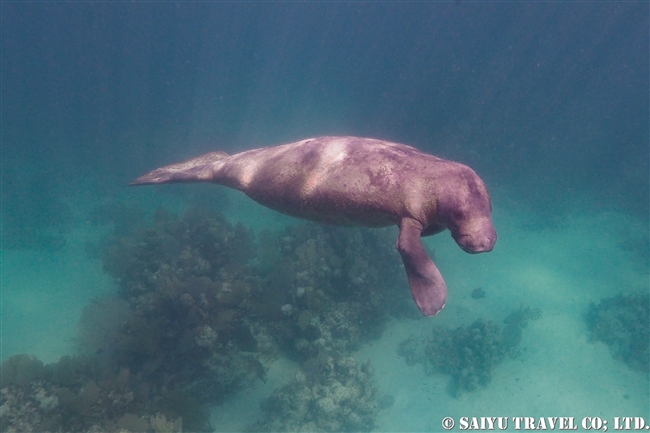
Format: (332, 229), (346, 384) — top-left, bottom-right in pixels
(2, 3), (648, 432)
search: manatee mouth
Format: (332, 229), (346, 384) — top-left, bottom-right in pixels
(453, 231), (497, 254)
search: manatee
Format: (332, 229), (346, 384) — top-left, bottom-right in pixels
(130, 136), (497, 315)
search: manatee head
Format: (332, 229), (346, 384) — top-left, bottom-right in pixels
(437, 166), (497, 254)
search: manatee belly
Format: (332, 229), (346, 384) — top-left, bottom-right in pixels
(243, 185), (399, 227)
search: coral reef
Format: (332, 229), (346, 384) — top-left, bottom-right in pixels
(243, 223), (406, 431)
(586, 293), (649, 372)
(96, 207), (267, 400)
(256, 223), (410, 359)
(3, 205), (408, 431)
(150, 412), (183, 433)
(0, 354), (185, 432)
(398, 306), (541, 398)
(250, 354), (378, 432)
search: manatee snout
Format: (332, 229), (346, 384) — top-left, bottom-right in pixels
(453, 221), (497, 254)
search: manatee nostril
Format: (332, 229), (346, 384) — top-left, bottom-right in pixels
(484, 235), (496, 251)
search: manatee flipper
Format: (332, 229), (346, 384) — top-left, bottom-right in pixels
(396, 218), (447, 316)
(129, 151), (229, 185)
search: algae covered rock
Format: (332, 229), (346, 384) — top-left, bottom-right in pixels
(251, 355), (378, 432)
(0, 354), (192, 433)
(398, 306), (541, 397)
(586, 293), (649, 372)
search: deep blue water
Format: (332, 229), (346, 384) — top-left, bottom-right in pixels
(3, 3), (647, 224)
(1, 3), (648, 432)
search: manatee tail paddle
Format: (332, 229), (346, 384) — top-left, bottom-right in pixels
(129, 151), (229, 185)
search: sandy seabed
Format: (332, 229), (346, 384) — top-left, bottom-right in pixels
(211, 196), (650, 431)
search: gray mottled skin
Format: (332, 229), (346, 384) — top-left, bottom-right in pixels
(130, 136), (497, 316)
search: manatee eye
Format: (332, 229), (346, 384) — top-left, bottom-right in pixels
(438, 198), (465, 226)
(452, 208), (466, 221)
